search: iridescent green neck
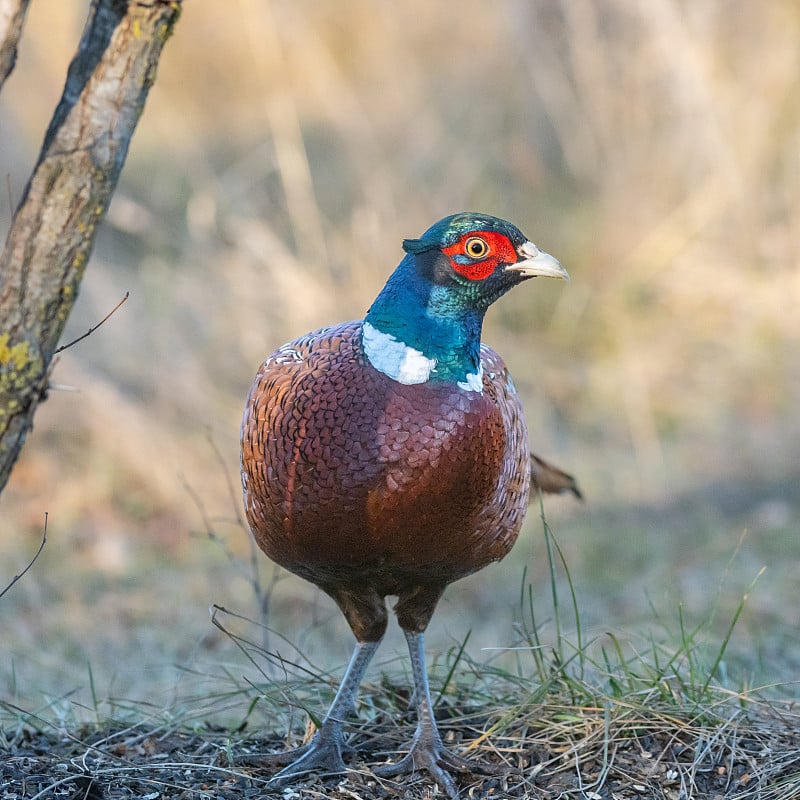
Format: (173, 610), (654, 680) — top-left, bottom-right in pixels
(363, 256), (484, 388)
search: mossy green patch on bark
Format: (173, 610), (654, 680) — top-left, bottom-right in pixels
(0, 333), (44, 415)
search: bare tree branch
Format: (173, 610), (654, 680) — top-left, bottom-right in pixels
(53, 291), (129, 354)
(0, 0), (182, 494)
(0, 0), (31, 91)
(0, 511), (46, 599)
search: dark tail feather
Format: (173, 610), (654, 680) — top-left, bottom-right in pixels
(529, 452), (583, 501)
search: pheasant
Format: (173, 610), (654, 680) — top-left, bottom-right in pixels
(240, 212), (571, 797)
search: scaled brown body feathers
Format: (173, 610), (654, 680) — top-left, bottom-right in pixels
(241, 321), (530, 638)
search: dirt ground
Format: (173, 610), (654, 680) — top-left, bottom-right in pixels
(4, 693), (800, 800)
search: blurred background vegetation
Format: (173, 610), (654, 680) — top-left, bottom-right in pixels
(1, 1), (798, 720)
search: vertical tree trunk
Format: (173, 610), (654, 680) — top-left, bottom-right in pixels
(0, 0), (183, 494)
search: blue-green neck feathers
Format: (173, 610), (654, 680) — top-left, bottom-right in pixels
(362, 212), (539, 389)
(364, 255), (484, 386)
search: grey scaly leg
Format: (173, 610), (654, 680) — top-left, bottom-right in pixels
(265, 638), (380, 784)
(375, 629), (514, 798)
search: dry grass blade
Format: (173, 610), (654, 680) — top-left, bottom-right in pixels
(2, 535), (799, 797)
(2, 669), (800, 799)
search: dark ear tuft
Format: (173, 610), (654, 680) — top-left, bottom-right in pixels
(402, 238), (430, 255)
(414, 249), (454, 286)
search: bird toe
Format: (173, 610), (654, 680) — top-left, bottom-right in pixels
(375, 749), (460, 799)
(243, 731), (351, 787)
(374, 739), (511, 799)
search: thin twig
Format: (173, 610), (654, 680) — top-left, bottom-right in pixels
(54, 291), (129, 354)
(0, 512), (47, 599)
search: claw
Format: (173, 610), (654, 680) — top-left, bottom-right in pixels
(265, 729), (349, 786)
(239, 734), (357, 771)
(375, 731), (512, 798)
(374, 738), (462, 798)
(241, 641), (380, 788)
(372, 630), (514, 798)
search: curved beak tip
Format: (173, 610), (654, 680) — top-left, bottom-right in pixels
(512, 242), (570, 281)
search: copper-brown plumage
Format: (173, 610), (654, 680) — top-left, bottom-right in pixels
(242, 323), (530, 640)
(239, 213), (574, 797)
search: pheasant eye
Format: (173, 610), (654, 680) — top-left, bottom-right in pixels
(464, 236), (489, 259)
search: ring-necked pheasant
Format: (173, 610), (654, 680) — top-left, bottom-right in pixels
(240, 212), (572, 797)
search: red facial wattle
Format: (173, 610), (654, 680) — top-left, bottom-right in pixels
(442, 231), (517, 281)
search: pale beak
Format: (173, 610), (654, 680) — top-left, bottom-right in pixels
(508, 240), (570, 281)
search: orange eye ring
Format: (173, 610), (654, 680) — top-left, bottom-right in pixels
(464, 236), (489, 259)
